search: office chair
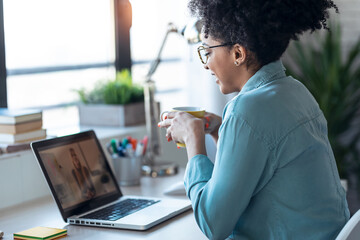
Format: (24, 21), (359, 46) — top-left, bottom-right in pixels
(336, 209), (360, 240)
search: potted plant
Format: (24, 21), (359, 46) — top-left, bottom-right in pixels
(76, 69), (146, 127)
(284, 22), (360, 188)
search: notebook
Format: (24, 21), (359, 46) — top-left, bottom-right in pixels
(31, 130), (191, 230)
(14, 226), (67, 240)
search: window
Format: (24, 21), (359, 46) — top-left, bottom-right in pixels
(1, 0), (193, 131)
(3, 0), (115, 109)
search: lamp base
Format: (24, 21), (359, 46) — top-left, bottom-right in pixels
(142, 162), (178, 178)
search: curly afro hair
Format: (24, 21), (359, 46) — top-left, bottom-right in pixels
(189, 0), (339, 68)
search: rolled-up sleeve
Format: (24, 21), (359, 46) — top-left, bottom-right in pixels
(184, 114), (272, 240)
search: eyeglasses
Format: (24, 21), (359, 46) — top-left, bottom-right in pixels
(197, 43), (234, 64)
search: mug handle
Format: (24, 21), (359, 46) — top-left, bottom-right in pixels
(160, 110), (170, 121)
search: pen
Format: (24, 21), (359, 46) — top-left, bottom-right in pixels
(117, 146), (126, 157)
(122, 138), (129, 147)
(142, 136), (148, 155)
(122, 143), (134, 158)
(106, 142), (114, 155)
(130, 139), (137, 150)
(110, 139), (118, 154)
(135, 142), (144, 157)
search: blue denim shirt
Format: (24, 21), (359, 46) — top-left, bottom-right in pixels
(184, 60), (350, 240)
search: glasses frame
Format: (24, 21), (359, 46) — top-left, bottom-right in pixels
(197, 43), (234, 64)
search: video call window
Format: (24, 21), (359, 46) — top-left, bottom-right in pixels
(39, 138), (117, 210)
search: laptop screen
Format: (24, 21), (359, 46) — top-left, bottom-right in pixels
(32, 130), (122, 221)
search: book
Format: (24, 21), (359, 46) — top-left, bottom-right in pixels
(0, 128), (46, 143)
(13, 226), (67, 240)
(0, 119), (43, 134)
(0, 142), (31, 153)
(0, 108), (42, 124)
(0, 135), (55, 154)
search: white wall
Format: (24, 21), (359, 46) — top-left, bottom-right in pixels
(336, 0), (360, 53)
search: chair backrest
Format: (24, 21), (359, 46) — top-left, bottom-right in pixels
(336, 209), (360, 240)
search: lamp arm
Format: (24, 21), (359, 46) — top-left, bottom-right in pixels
(146, 23), (178, 80)
(142, 20), (202, 175)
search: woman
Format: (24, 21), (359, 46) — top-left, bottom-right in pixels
(158, 0), (349, 239)
(70, 148), (96, 200)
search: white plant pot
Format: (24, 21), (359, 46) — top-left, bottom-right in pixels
(78, 102), (145, 127)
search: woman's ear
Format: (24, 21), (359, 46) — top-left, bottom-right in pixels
(233, 44), (247, 66)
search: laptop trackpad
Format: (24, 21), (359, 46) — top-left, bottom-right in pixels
(116, 199), (190, 225)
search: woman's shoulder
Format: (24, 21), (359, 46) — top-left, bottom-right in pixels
(229, 76), (319, 119)
(224, 77), (322, 145)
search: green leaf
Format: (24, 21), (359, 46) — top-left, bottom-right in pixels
(75, 69), (144, 105)
(116, 69), (133, 86)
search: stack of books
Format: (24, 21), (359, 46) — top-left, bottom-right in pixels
(0, 108), (46, 144)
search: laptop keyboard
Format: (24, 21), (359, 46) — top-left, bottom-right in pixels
(83, 198), (160, 221)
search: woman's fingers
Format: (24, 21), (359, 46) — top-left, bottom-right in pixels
(158, 111), (189, 128)
(159, 111), (201, 144)
(161, 111), (177, 121)
(166, 111), (177, 118)
(203, 112), (222, 134)
(165, 128), (173, 142)
(158, 118), (174, 142)
(203, 114), (211, 133)
(158, 119), (172, 128)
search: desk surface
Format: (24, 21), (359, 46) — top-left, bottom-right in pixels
(0, 169), (207, 240)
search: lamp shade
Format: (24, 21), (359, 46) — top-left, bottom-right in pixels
(181, 19), (202, 44)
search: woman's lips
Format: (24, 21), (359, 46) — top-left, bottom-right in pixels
(211, 73), (219, 84)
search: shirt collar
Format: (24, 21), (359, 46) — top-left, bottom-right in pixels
(240, 60), (286, 94)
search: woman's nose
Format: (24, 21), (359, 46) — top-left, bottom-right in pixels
(203, 63), (209, 70)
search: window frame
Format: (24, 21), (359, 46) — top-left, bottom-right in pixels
(0, 0), (7, 108)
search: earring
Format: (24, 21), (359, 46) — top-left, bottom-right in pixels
(234, 61), (239, 66)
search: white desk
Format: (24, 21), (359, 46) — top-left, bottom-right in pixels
(0, 169), (207, 240)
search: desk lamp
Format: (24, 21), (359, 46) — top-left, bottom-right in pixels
(143, 20), (202, 177)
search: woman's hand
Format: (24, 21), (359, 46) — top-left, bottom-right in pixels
(203, 112), (222, 144)
(158, 111), (206, 159)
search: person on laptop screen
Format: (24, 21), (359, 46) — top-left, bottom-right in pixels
(158, 0), (350, 239)
(69, 148), (96, 200)
(38, 138), (118, 210)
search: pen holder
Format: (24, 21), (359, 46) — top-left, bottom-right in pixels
(112, 155), (142, 186)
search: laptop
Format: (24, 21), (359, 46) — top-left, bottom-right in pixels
(31, 130), (191, 230)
